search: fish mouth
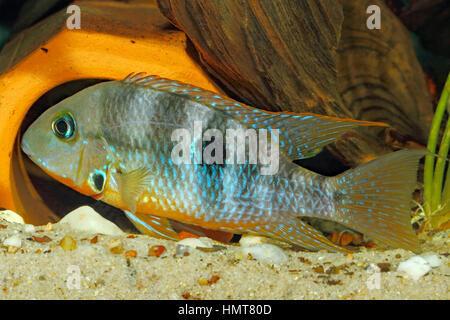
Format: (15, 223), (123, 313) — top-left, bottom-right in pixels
(21, 138), (32, 156)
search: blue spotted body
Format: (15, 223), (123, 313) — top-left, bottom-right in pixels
(21, 73), (426, 252)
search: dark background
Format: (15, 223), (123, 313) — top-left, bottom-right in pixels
(1, 0), (449, 90)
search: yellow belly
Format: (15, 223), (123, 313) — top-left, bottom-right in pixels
(101, 189), (262, 232)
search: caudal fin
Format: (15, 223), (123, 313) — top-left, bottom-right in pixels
(329, 150), (427, 252)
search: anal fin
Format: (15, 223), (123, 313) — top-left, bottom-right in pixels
(248, 219), (352, 253)
(124, 211), (179, 241)
(170, 220), (235, 243)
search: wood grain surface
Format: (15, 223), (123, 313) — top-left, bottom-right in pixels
(157, 0), (433, 166)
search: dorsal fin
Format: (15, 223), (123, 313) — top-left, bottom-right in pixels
(122, 73), (388, 160)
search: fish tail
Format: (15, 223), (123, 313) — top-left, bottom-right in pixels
(328, 149), (427, 252)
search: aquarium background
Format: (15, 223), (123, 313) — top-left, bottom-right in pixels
(0, 0), (448, 90)
(1, 0), (449, 227)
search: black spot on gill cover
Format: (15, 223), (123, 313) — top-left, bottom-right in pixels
(93, 172), (105, 192)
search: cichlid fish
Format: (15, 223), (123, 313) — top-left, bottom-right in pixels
(21, 73), (426, 253)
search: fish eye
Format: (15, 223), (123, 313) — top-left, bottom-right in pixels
(52, 112), (75, 140)
(88, 170), (106, 194)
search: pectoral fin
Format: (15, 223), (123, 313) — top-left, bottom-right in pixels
(117, 167), (151, 212)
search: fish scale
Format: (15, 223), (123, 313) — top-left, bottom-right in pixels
(104, 87), (301, 224)
(21, 73), (427, 253)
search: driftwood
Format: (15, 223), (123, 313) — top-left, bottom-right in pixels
(158, 0), (348, 115)
(329, 0), (434, 164)
(157, 0), (433, 167)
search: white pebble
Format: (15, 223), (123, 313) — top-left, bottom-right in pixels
(237, 243), (288, 265)
(78, 244), (97, 257)
(23, 224), (36, 233)
(0, 210), (24, 224)
(3, 235), (22, 248)
(397, 256), (431, 281)
(57, 206), (124, 236)
(239, 235), (266, 247)
(175, 244), (190, 256)
(177, 237), (213, 248)
(421, 253), (442, 268)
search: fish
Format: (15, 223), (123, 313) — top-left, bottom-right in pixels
(21, 72), (426, 253)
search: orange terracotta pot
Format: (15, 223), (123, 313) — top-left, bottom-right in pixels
(0, 0), (220, 225)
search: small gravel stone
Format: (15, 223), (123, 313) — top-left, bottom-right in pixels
(239, 235), (266, 247)
(23, 224), (36, 233)
(177, 237), (213, 249)
(57, 206), (124, 236)
(3, 235), (22, 248)
(397, 256), (431, 281)
(421, 253), (442, 268)
(0, 210), (24, 224)
(237, 243), (288, 265)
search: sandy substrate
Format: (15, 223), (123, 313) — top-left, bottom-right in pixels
(0, 217), (448, 300)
